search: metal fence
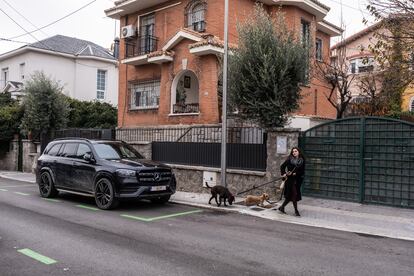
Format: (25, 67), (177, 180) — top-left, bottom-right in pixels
(117, 126), (265, 144)
(300, 117), (414, 208)
(152, 142), (267, 171)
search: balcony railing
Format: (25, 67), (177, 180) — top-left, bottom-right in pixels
(173, 103), (199, 114)
(125, 35), (158, 58)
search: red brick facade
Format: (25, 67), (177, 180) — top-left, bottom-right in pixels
(109, 0), (340, 127)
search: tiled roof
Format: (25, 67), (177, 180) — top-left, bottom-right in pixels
(189, 34), (238, 50)
(331, 22), (382, 50)
(29, 35), (116, 60)
(147, 50), (174, 58)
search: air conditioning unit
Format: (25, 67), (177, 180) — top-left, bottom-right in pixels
(121, 25), (136, 39)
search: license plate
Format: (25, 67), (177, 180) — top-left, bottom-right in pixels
(151, 186), (166, 192)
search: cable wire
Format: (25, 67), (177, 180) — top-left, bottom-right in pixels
(1, 0), (48, 37)
(7, 0), (97, 40)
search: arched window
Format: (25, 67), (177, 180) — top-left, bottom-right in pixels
(185, 1), (206, 32)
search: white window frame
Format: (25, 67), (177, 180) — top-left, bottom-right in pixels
(19, 63), (25, 80)
(349, 57), (375, 74)
(2, 67), (8, 88)
(96, 69), (106, 100)
(410, 96), (414, 112)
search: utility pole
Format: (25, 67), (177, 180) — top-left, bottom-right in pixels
(221, 0), (229, 187)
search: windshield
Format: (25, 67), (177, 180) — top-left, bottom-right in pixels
(93, 143), (144, 160)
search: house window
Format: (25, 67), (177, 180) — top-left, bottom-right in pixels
(350, 57), (374, 74)
(315, 38), (323, 61)
(301, 20), (310, 47)
(19, 63), (25, 80)
(186, 1), (206, 32)
(139, 13), (156, 54)
(97, 70), (106, 100)
(410, 97), (414, 112)
(130, 80), (160, 110)
(350, 61), (356, 74)
(2, 68), (8, 88)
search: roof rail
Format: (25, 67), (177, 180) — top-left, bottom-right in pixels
(52, 137), (91, 141)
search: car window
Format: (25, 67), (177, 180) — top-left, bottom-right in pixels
(76, 143), (92, 159)
(93, 143), (144, 160)
(59, 143), (78, 158)
(47, 143), (61, 156)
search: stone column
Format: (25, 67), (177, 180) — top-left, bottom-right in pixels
(266, 128), (300, 180)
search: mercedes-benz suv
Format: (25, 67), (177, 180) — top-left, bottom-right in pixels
(36, 139), (176, 209)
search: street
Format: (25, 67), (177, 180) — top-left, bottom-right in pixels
(1, 177), (413, 276)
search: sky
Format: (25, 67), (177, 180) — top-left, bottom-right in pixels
(0, 0), (375, 55)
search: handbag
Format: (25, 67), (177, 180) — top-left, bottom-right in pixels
(279, 178), (286, 190)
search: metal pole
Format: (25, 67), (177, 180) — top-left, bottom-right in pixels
(221, 0), (229, 187)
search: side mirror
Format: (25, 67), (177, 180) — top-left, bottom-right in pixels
(83, 153), (94, 163)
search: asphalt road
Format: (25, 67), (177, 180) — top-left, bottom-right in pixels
(0, 177), (413, 276)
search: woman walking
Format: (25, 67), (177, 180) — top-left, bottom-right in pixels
(278, 147), (305, 216)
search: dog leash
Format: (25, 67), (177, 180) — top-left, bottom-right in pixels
(235, 177), (283, 196)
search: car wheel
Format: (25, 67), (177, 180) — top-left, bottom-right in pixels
(94, 178), (119, 210)
(150, 195), (171, 204)
(38, 171), (58, 198)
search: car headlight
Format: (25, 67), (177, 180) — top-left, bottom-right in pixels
(116, 169), (136, 177)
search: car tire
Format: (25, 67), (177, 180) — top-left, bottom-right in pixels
(150, 195), (171, 204)
(38, 171), (58, 198)
(94, 177), (119, 210)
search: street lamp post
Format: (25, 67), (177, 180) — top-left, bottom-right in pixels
(221, 0), (229, 187)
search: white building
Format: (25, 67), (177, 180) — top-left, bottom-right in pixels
(0, 35), (118, 105)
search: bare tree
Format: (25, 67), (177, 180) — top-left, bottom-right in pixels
(313, 48), (356, 119)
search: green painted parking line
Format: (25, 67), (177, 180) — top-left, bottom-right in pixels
(76, 204), (99, 211)
(14, 192), (29, 196)
(43, 198), (61, 203)
(17, 248), (57, 265)
(0, 188), (7, 192)
(121, 209), (203, 222)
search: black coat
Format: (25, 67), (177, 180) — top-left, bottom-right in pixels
(280, 157), (305, 201)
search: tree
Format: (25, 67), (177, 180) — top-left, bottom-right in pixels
(228, 4), (308, 128)
(20, 71), (69, 140)
(0, 93), (23, 142)
(367, 1), (414, 113)
(67, 98), (117, 128)
(313, 52), (355, 119)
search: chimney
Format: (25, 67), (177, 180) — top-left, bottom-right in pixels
(113, 37), (120, 59)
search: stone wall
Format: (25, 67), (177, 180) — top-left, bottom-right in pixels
(0, 139), (40, 173)
(0, 140), (19, 171)
(126, 128), (300, 199)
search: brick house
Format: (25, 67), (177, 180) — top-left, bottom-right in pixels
(105, 0), (341, 128)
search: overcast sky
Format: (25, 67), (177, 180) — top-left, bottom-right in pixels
(0, 0), (374, 55)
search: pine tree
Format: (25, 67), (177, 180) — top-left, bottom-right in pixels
(228, 4), (309, 128)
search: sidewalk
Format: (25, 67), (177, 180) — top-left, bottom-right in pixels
(1, 171), (413, 241)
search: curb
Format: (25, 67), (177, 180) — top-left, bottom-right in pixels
(0, 174), (36, 184)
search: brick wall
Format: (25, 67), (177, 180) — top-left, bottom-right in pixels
(118, 0), (337, 128)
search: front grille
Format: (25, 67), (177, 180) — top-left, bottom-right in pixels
(137, 170), (172, 183)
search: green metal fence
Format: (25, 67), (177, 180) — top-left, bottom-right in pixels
(299, 117), (414, 208)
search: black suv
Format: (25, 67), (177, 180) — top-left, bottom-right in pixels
(36, 139), (176, 209)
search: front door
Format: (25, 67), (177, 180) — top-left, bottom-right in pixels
(55, 143), (78, 189)
(72, 143), (96, 192)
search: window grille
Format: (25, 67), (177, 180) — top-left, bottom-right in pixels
(185, 1), (206, 32)
(130, 80), (160, 110)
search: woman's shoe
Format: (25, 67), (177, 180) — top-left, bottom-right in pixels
(278, 206), (286, 214)
(295, 210), (301, 217)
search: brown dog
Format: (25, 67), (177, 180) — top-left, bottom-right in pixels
(205, 183), (235, 207)
(245, 193), (269, 207)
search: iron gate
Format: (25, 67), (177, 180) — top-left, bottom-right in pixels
(299, 117), (414, 208)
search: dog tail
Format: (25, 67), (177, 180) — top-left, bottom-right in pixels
(204, 182), (211, 189)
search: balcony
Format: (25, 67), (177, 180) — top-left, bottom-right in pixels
(125, 35), (158, 58)
(173, 103), (199, 114)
